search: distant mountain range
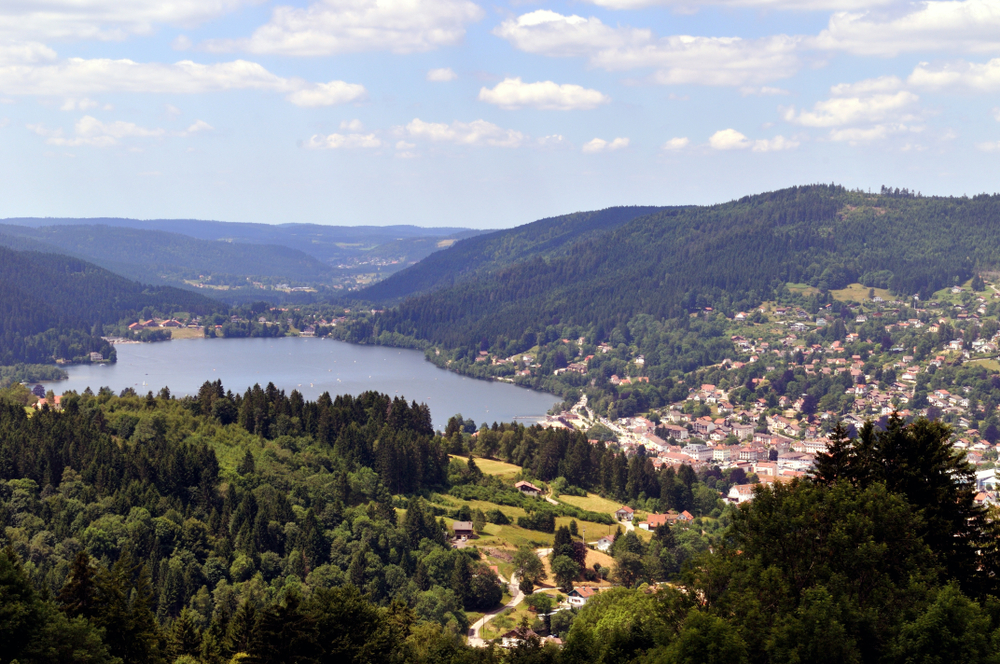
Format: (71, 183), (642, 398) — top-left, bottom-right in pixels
(0, 218), (484, 302)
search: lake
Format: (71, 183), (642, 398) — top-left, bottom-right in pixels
(42, 337), (559, 431)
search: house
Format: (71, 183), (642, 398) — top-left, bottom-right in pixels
(34, 395), (62, 411)
(567, 586), (598, 608)
(452, 521), (474, 539)
(515, 481), (542, 497)
(595, 536), (615, 553)
(660, 424), (689, 441)
(641, 513), (672, 530)
(501, 627), (539, 648)
(728, 484), (755, 504)
(615, 505), (634, 521)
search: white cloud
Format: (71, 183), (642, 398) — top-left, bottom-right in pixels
(783, 90), (919, 127)
(478, 77), (609, 111)
(0, 42), (57, 66)
(661, 137), (689, 150)
(179, 119), (213, 136)
(709, 128), (751, 150)
(402, 118), (525, 147)
(340, 119), (364, 131)
(0, 57), (366, 107)
(994, 107), (1000, 121)
(582, 137), (629, 153)
(60, 97), (99, 111)
(305, 132), (381, 149)
(395, 140), (416, 149)
(287, 81), (367, 107)
(709, 128), (798, 151)
(740, 86), (790, 96)
(165, 104), (182, 116)
(909, 58), (1000, 92)
(0, 118), (9, 128)
(205, 0), (484, 56)
(828, 125), (909, 143)
(29, 114), (165, 147)
(427, 67), (457, 82)
(0, 0), (257, 41)
(585, 0), (900, 10)
(977, 140), (1000, 152)
(537, 134), (568, 147)
(813, 0), (1000, 57)
(494, 10), (800, 86)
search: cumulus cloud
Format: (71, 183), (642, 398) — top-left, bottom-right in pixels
(709, 128), (798, 151)
(60, 97), (100, 111)
(305, 132), (381, 149)
(205, 0), (484, 56)
(661, 137), (689, 150)
(909, 58), (1000, 92)
(494, 10), (799, 86)
(582, 137), (629, 153)
(585, 0), (900, 10)
(478, 77), (609, 110)
(740, 86), (790, 96)
(178, 119), (213, 136)
(812, 0), (1000, 57)
(0, 57), (366, 107)
(287, 81), (367, 107)
(781, 75), (922, 144)
(783, 90), (919, 127)
(29, 115), (165, 147)
(427, 67), (457, 81)
(402, 118), (525, 147)
(977, 140), (1000, 152)
(340, 119), (364, 131)
(0, 42), (57, 66)
(0, 0), (257, 41)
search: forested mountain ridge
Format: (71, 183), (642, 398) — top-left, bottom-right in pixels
(3, 217), (482, 266)
(0, 246), (222, 365)
(351, 185), (999, 351)
(0, 223), (336, 286)
(357, 206), (667, 303)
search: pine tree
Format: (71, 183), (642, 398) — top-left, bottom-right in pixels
(224, 600), (258, 656)
(451, 554), (473, 609)
(246, 593), (320, 664)
(169, 608), (202, 660)
(811, 422), (853, 485)
(57, 550), (99, 620)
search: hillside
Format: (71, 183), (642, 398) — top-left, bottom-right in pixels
(3, 216), (482, 265)
(355, 186), (996, 350)
(358, 206), (666, 303)
(0, 223), (335, 286)
(0, 246), (222, 365)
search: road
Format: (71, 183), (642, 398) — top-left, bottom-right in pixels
(468, 575), (525, 647)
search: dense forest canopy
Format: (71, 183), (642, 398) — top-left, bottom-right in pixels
(352, 185), (1000, 353)
(357, 206), (668, 303)
(0, 246), (222, 365)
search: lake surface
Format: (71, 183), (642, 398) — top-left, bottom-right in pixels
(43, 338), (559, 431)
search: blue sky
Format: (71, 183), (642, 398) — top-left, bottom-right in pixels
(2, 0), (1000, 229)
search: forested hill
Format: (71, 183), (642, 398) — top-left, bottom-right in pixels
(0, 246), (222, 365)
(0, 224), (336, 286)
(357, 185), (1000, 349)
(357, 206), (667, 303)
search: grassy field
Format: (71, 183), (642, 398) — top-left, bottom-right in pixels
(969, 359), (1000, 371)
(169, 327), (205, 340)
(558, 492), (621, 515)
(786, 282), (820, 297)
(450, 455), (523, 479)
(830, 283), (894, 303)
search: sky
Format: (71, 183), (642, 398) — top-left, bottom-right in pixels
(2, 1), (1000, 229)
